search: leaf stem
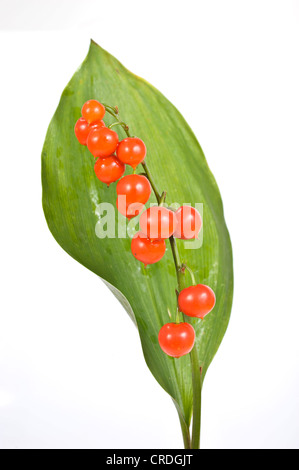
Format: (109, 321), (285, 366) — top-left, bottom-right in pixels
(190, 348), (202, 449)
(178, 410), (192, 449)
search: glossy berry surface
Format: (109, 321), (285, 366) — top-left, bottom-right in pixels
(178, 284), (216, 319)
(158, 323), (195, 358)
(94, 156), (125, 186)
(81, 100), (105, 124)
(116, 174), (151, 219)
(131, 232), (166, 265)
(117, 174), (151, 203)
(87, 127), (119, 158)
(116, 137), (146, 169)
(173, 206), (202, 240)
(89, 120), (106, 131)
(74, 117), (90, 145)
(139, 206), (177, 239)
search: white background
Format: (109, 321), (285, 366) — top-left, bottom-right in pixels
(0, 0), (298, 449)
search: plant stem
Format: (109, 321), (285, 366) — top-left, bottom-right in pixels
(108, 121), (129, 132)
(169, 236), (185, 290)
(169, 236), (202, 449)
(190, 348), (202, 449)
(159, 191), (167, 206)
(177, 409), (192, 449)
(141, 161), (161, 202)
(106, 105), (202, 449)
(183, 264), (197, 286)
(104, 106), (131, 137)
(104, 105), (161, 202)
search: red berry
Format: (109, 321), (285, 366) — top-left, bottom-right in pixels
(116, 174), (151, 218)
(89, 120), (106, 131)
(74, 117), (90, 145)
(117, 174), (151, 204)
(178, 284), (216, 319)
(131, 232), (166, 265)
(139, 206), (177, 239)
(87, 127), (119, 158)
(116, 137), (146, 169)
(82, 100), (105, 124)
(173, 206), (202, 240)
(117, 197), (145, 219)
(94, 156), (125, 186)
(158, 323), (195, 358)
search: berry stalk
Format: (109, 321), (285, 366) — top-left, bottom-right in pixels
(102, 104), (162, 201)
(103, 105), (202, 449)
(75, 100), (209, 449)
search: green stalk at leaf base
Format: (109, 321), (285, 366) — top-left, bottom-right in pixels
(174, 402), (192, 449)
(190, 348), (202, 449)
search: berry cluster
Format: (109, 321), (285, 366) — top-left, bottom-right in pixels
(75, 99), (146, 185)
(75, 100), (216, 359)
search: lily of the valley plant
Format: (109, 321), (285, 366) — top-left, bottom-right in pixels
(42, 40), (233, 449)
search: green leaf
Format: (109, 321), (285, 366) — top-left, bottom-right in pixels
(42, 40), (233, 438)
